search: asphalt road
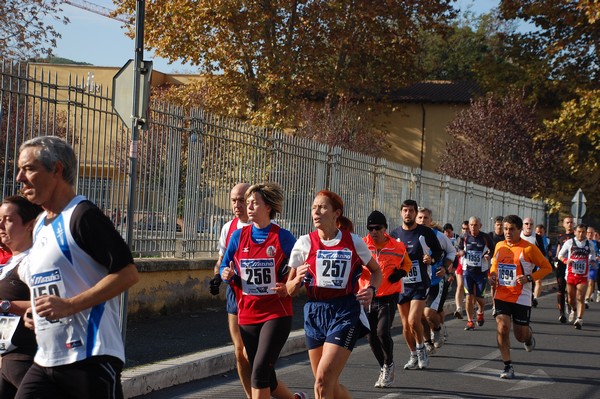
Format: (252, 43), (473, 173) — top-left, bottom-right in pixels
(132, 292), (600, 399)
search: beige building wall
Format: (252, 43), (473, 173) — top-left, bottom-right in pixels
(370, 103), (467, 171)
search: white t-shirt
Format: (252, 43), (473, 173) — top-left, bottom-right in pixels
(217, 219), (252, 256)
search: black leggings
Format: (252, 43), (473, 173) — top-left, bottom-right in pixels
(367, 294), (397, 368)
(556, 264), (567, 313)
(240, 316), (292, 391)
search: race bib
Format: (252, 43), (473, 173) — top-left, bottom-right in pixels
(315, 250), (352, 289)
(571, 259), (587, 275)
(30, 269), (69, 331)
(0, 315), (20, 354)
(240, 258), (276, 295)
(464, 250), (483, 267)
(498, 263), (517, 287)
(402, 260), (423, 284)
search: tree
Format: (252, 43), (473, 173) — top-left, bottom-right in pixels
(544, 89), (600, 218)
(499, 0), (600, 88)
(293, 97), (388, 156)
(115, 0), (455, 125)
(438, 92), (562, 198)
(0, 1), (69, 61)
(418, 10), (565, 107)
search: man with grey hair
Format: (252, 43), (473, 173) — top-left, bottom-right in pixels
(457, 216), (495, 331)
(208, 182), (253, 398)
(15, 136), (139, 399)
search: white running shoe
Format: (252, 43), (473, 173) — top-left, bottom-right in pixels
(417, 347), (429, 369)
(574, 318), (583, 330)
(378, 362), (395, 388)
(425, 341), (436, 355)
(524, 326), (536, 352)
(596, 290), (600, 303)
(294, 393), (308, 399)
(568, 309), (576, 323)
(374, 368), (384, 388)
(403, 354), (418, 370)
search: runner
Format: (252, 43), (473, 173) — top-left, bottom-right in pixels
(15, 136), (139, 399)
(208, 182), (253, 398)
(520, 217), (547, 307)
(359, 210), (411, 388)
(390, 200), (443, 370)
(453, 221), (469, 319)
(555, 217), (575, 323)
(221, 183), (305, 399)
(416, 208), (455, 352)
(458, 216), (494, 330)
(489, 215), (552, 379)
(287, 190), (382, 399)
(584, 226), (598, 307)
(557, 223), (597, 329)
(0, 196), (42, 398)
(489, 216), (504, 313)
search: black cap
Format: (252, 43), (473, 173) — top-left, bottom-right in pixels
(367, 210), (387, 229)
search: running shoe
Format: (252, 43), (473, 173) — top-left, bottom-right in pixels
(425, 341), (436, 355)
(464, 320), (475, 330)
(559, 313), (567, 323)
(374, 368), (384, 388)
(477, 312), (485, 327)
(500, 364), (514, 379)
(568, 310), (576, 323)
(417, 347), (429, 369)
(432, 328), (444, 348)
(294, 393), (308, 399)
(403, 354), (418, 370)
(379, 362), (395, 388)
(596, 290), (600, 303)
(585, 299), (590, 309)
(574, 318), (583, 330)
(532, 297), (538, 308)
(524, 326), (535, 352)
(454, 307), (464, 319)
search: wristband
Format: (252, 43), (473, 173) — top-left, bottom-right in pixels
(526, 274), (533, 282)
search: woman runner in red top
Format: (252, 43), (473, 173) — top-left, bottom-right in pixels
(221, 183), (305, 399)
(287, 190), (382, 399)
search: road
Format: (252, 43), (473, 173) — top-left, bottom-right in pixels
(133, 293), (600, 399)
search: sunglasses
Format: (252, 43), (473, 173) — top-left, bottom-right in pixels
(368, 225), (384, 231)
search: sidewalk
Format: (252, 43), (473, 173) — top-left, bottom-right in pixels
(122, 279), (558, 398)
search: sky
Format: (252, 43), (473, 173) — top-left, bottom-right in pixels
(51, 0), (503, 74)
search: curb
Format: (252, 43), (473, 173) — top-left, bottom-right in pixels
(122, 279), (558, 398)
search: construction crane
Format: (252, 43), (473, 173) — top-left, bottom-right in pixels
(64, 0), (132, 24)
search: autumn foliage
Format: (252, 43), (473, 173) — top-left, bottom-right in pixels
(0, 0), (69, 60)
(439, 93), (562, 198)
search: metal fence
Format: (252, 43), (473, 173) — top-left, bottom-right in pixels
(0, 59), (546, 258)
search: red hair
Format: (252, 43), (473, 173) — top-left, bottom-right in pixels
(315, 190), (354, 231)
(315, 190), (344, 214)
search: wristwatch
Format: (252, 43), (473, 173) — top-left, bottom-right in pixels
(368, 285), (377, 297)
(0, 300), (11, 313)
(526, 275), (533, 283)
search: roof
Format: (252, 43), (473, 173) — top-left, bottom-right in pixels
(389, 80), (483, 104)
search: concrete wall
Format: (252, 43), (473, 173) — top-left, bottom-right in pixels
(128, 258), (221, 319)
